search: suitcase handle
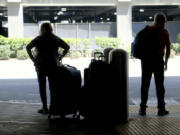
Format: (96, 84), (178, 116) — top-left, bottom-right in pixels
(58, 60), (77, 70)
(93, 52), (104, 60)
(64, 64), (77, 70)
(98, 55), (105, 60)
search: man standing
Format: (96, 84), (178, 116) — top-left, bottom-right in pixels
(139, 13), (171, 116)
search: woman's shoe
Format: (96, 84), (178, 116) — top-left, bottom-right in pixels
(38, 108), (48, 114)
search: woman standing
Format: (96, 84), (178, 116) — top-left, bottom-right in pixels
(26, 22), (70, 114)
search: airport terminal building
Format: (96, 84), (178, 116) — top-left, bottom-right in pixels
(0, 0), (180, 45)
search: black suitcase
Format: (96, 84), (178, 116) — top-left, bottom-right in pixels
(48, 64), (81, 119)
(83, 52), (109, 88)
(80, 52), (113, 120)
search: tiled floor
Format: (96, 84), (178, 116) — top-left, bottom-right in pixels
(129, 105), (180, 117)
(0, 102), (179, 135)
(116, 117), (180, 135)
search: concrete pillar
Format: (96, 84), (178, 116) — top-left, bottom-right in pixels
(117, 1), (132, 46)
(7, 1), (24, 38)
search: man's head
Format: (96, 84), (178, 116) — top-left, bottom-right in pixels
(40, 22), (53, 35)
(154, 13), (167, 29)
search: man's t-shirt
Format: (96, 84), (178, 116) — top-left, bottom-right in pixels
(143, 26), (171, 59)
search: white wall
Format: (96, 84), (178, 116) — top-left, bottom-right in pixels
(22, 0), (117, 6)
(21, 0), (180, 6)
(132, 0), (180, 5)
(0, 0), (6, 6)
(23, 23), (39, 38)
(8, 3), (24, 37)
(117, 1), (132, 45)
(24, 23), (116, 38)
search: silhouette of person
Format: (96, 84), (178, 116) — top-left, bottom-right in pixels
(26, 22), (70, 114)
(139, 13), (171, 116)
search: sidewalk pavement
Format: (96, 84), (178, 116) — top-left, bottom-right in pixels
(0, 102), (180, 135)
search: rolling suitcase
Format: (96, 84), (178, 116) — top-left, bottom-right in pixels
(83, 52), (108, 88)
(80, 52), (112, 120)
(48, 64), (81, 119)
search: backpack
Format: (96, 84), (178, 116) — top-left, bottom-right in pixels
(131, 26), (149, 59)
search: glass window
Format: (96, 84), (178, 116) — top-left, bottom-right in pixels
(24, 6), (116, 23)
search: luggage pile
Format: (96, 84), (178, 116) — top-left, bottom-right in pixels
(48, 48), (129, 125)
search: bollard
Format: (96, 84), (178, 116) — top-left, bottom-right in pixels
(109, 49), (129, 123)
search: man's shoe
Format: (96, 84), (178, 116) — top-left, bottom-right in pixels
(38, 108), (48, 114)
(139, 108), (146, 116)
(158, 109), (169, 116)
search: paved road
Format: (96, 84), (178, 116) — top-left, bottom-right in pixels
(0, 57), (180, 106)
(0, 77), (180, 106)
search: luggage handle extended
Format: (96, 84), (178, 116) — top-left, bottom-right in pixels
(93, 52), (105, 61)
